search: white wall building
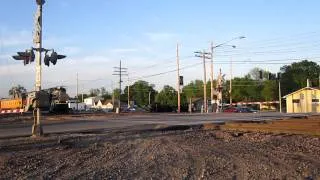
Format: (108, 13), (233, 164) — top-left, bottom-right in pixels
(83, 97), (103, 109)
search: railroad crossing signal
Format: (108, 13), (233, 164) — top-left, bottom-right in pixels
(44, 50), (66, 66)
(13, 49), (66, 67)
(12, 49), (35, 65)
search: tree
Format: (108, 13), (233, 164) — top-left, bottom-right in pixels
(89, 88), (100, 96)
(123, 80), (156, 107)
(261, 80), (278, 101)
(76, 93), (89, 102)
(155, 85), (177, 107)
(280, 60), (320, 95)
(229, 76), (263, 103)
(100, 87), (112, 100)
(248, 67), (272, 81)
(9, 85), (27, 98)
(182, 80), (213, 99)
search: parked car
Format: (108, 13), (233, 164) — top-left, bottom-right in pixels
(223, 107), (239, 113)
(238, 107), (257, 113)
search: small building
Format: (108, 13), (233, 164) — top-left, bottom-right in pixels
(94, 100), (113, 110)
(284, 86), (320, 113)
(83, 97), (103, 109)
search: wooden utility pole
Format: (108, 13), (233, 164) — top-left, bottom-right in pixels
(279, 81), (282, 113)
(127, 75), (130, 108)
(210, 42), (214, 110)
(76, 73), (79, 111)
(176, 43), (181, 113)
(195, 50), (211, 113)
(229, 58), (232, 106)
(202, 51), (207, 113)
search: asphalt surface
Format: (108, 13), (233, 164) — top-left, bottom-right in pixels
(0, 112), (309, 138)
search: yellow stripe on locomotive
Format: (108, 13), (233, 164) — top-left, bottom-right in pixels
(0, 99), (23, 110)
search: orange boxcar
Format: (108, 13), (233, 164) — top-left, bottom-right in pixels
(0, 99), (24, 110)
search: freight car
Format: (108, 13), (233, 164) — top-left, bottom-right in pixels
(0, 86), (70, 114)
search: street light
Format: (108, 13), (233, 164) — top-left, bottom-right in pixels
(210, 36), (245, 112)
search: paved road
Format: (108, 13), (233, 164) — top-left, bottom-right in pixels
(0, 112), (310, 138)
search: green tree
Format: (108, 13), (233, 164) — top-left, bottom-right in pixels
(280, 60), (320, 95)
(155, 85), (177, 107)
(229, 76), (263, 103)
(9, 85), (27, 98)
(261, 80), (278, 101)
(182, 80), (213, 99)
(123, 80), (156, 107)
(89, 88), (100, 96)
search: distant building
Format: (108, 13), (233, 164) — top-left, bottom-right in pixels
(83, 97), (103, 108)
(67, 100), (87, 111)
(284, 86), (320, 113)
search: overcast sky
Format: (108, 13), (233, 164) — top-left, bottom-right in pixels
(1, 0), (320, 97)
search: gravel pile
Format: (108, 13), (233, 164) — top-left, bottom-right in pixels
(0, 129), (319, 179)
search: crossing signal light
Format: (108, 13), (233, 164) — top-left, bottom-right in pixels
(277, 72), (281, 80)
(12, 49), (35, 65)
(259, 70), (263, 80)
(179, 76), (184, 86)
(44, 50), (66, 67)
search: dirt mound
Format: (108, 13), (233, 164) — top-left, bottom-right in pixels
(0, 129), (319, 179)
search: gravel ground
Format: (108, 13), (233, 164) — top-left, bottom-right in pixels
(0, 128), (319, 180)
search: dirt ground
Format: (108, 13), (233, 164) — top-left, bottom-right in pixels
(0, 125), (319, 180)
(221, 116), (320, 136)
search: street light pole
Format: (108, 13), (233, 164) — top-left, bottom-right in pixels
(209, 36), (245, 112)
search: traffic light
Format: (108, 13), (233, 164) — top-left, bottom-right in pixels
(179, 76), (184, 86)
(259, 70), (263, 79)
(277, 72), (281, 80)
(43, 50), (66, 67)
(12, 49), (35, 65)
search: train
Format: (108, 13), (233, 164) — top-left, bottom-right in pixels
(0, 86), (70, 114)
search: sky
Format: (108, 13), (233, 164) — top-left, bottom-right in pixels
(1, 0), (320, 97)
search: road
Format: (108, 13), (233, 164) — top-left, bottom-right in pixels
(0, 112), (309, 138)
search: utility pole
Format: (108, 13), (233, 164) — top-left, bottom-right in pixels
(229, 58), (232, 106)
(111, 81), (115, 110)
(127, 74), (130, 108)
(176, 43), (181, 113)
(76, 73), (79, 111)
(279, 80), (282, 113)
(210, 42), (215, 111)
(195, 50), (211, 113)
(112, 60), (128, 113)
